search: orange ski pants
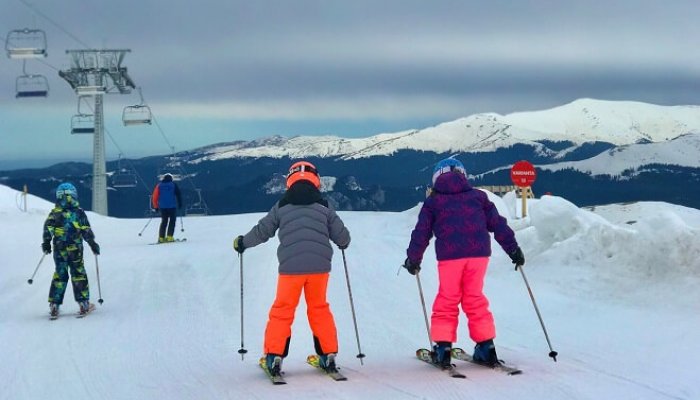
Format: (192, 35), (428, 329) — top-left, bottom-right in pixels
(264, 273), (338, 356)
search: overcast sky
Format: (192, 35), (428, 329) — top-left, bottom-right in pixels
(1, 0), (699, 167)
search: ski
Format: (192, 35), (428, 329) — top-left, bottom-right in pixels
(49, 313), (59, 321)
(75, 303), (96, 319)
(148, 238), (187, 245)
(416, 348), (466, 378)
(259, 357), (286, 385)
(451, 348), (522, 375)
(306, 355), (348, 381)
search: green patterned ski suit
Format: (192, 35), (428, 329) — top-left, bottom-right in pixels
(43, 201), (96, 305)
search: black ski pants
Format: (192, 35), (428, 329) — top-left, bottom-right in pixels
(159, 208), (177, 238)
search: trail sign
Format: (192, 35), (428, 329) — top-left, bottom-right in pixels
(510, 160), (537, 187)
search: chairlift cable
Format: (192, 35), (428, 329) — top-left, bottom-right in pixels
(17, 0), (91, 49)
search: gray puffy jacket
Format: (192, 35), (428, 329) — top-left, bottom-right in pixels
(241, 181), (351, 275)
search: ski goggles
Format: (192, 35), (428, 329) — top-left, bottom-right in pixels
(287, 164), (318, 178)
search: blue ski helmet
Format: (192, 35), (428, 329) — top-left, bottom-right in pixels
(432, 158), (466, 185)
(55, 182), (78, 200)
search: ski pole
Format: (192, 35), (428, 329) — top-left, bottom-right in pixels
(341, 249), (366, 364)
(27, 253), (47, 284)
(95, 254), (104, 304)
(180, 214), (185, 232)
(237, 253), (248, 360)
(415, 273), (433, 351)
(138, 217), (153, 236)
(517, 263), (558, 362)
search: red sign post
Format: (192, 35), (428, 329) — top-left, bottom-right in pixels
(510, 160), (537, 187)
(510, 161), (536, 218)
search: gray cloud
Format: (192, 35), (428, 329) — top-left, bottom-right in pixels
(2, 0), (699, 162)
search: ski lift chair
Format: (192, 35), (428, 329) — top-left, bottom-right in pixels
(185, 203), (209, 216)
(5, 28), (47, 59)
(112, 170), (138, 188)
(112, 155), (138, 188)
(70, 114), (95, 134)
(185, 189), (209, 216)
(15, 74), (49, 98)
(122, 104), (152, 126)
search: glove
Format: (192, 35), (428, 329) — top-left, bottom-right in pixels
(88, 241), (100, 255)
(233, 235), (245, 254)
(508, 247), (525, 269)
(402, 258), (421, 275)
(42, 241), (51, 254)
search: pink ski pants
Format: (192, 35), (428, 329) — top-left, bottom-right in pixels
(430, 257), (495, 344)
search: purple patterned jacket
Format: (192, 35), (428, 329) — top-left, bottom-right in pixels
(406, 172), (519, 263)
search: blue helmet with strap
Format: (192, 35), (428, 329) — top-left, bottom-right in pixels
(432, 158), (466, 185)
(56, 182), (78, 200)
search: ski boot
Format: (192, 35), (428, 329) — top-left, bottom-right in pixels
(166, 236), (175, 243)
(265, 354), (283, 376)
(158, 236), (165, 243)
(78, 301), (95, 316)
(49, 303), (59, 319)
(431, 341), (452, 369)
(318, 353), (339, 373)
(473, 339), (499, 367)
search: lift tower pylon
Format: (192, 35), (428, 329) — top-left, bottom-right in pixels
(58, 49), (135, 215)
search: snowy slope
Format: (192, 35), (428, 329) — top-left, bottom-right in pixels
(1, 184), (699, 400)
(188, 99), (700, 162)
(503, 99), (700, 144)
(538, 133), (700, 176)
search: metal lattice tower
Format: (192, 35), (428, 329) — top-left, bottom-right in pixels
(58, 49), (135, 215)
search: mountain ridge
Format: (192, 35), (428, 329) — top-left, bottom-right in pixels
(187, 98), (700, 162)
(2, 98), (699, 217)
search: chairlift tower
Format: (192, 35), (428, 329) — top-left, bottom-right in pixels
(58, 49), (135, 215)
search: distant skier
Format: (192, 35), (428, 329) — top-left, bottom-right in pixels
(151, 173), (182, 243)
(233, 160), (351, 377)
(42, 182), (100, 318)
(403, 157), (525, 368)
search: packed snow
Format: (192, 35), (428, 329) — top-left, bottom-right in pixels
(1, 183), (698, 400)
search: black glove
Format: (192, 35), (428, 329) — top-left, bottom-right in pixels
(508, 247), (525, 269)
(402, 258), (421, 275)
(42, 241), (51, 254)
(233, 235), (245, 254)
(88, 241), (100, 255)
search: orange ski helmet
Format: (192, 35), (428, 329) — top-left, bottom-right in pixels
(286, 160), (320, 189)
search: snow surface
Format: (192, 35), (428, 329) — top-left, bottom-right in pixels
(1, 184), (699, 400)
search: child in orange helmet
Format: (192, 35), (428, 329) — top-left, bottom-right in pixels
(233, 161), (351, 378)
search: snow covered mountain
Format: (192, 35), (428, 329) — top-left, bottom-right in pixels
(539, 133), (700, 176)
(2, 98), (699, 217)
(189, 99), (700, 162)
